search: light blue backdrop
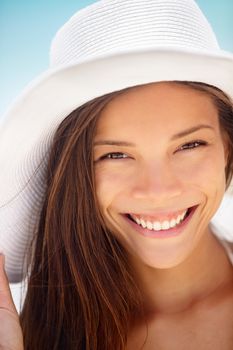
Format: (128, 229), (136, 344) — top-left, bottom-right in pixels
(1, 0), (233, 115)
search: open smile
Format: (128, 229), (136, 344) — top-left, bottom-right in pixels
(123, 205), (198, 238)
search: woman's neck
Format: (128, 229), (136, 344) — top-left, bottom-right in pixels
(130, 227), (233, 315)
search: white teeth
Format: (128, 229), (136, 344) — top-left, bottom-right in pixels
(135, 218), (141, 225)
(181, 211), (186, 220)
(140, 219), (147, 228)
(153, 222), (161, 231)
(146, 221), (153, 230)
(130, 209), (188, 231)
(170, 219), (177, 228)
(161, 221), (170, 230)
(176, 215), (182, 224)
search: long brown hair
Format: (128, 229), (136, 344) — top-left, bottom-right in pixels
(20, 81), (233, 349)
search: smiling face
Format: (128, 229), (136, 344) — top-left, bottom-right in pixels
(93, 82), (229, 269)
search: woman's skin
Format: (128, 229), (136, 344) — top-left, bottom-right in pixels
(94, 82), (233, 348)
(0, 82), (232, 349)
(0, 254), (23, 349)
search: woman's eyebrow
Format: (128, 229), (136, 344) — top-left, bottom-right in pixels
(170, 124), (214, 140)
(94, 140), (136, 147)
(94, 125), (215, 147)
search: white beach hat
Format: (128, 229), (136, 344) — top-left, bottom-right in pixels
(1, 0), (233, 282)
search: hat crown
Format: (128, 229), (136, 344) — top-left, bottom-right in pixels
(50, 0), (219, 67)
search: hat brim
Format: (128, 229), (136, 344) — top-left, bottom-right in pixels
(1, 47), (233, 282)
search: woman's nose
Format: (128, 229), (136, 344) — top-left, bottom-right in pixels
(131, 160), (183, 201)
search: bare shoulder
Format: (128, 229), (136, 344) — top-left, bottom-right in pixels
(126, 283), (233, 350)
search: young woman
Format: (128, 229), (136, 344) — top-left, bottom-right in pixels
(0, 1), (232, 349)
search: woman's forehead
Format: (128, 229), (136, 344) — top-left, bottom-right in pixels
(96, 82), (219, 135)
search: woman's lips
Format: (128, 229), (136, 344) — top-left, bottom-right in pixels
(123, 205), (198, 239)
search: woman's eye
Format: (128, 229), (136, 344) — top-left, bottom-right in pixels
(99, 152), (129, 160)
(178, 140), (207, 151)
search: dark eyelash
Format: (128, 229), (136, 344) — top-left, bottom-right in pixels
(179, 140), (207, 151)
(96, 140), (207, 162)
(99, 152), (128, 160)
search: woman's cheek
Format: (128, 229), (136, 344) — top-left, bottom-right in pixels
(173, 149), (227, 191)
(95, 163), (134, 200)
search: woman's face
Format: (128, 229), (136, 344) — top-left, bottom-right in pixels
(94, 82), (229, 269)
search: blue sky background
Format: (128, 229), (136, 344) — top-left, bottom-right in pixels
(1, 0), (233, 116)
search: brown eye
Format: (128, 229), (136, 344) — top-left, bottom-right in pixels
(179, 140), (207, 151)
(100, 152), (128, 160)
